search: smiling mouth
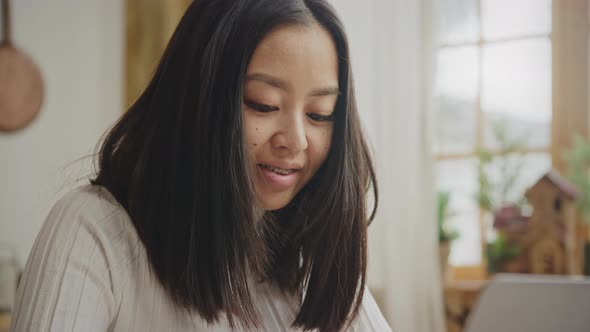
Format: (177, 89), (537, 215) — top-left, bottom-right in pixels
(258, 164), (298, 175)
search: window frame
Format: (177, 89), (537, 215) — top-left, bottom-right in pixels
(436, 0), (590, 278)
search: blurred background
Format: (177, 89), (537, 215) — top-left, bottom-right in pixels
(1, 1), (590, 332)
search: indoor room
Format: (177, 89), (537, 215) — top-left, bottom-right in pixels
(1, 1), (590, 331)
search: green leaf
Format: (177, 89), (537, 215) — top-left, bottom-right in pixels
(438, 191), (460, 242)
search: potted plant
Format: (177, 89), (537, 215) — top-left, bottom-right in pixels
(438, 191), (459, 281)
(486, 233), (521, 273)
(474, 120), (529, 274)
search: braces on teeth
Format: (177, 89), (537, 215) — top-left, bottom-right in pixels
(260, 164), (295, 175)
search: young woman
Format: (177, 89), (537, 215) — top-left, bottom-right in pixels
(12, 0), (391, 331)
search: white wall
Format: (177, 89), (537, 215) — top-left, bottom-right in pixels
(0, 0), (124, 266)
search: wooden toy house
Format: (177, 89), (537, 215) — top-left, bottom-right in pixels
(495, 170), (580, 274)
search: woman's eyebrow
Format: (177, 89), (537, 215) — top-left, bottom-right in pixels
(246, 72), (340, 97)
(309, 87), (340, 97)
(246, 73), (290, 91)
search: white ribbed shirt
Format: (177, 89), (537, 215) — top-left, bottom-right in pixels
(11, 185), (391, 331)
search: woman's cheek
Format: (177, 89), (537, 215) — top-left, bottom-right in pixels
(318, 127), (333, 158)
(243, 112), (259, 147)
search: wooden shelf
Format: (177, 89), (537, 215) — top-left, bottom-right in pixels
(444, 279), (488, 332)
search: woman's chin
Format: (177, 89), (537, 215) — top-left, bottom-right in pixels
(256, 195), (293, 211)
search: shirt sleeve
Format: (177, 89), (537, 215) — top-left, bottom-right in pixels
(347, 287), (393, 332)
(11, 192), (117, 332)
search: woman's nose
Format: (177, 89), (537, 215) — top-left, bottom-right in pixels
(271, 114), (308, 153)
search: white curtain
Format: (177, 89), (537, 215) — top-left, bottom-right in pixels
(333, 1), (445, 331)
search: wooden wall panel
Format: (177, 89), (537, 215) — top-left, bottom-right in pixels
(552, 0), (590, 172)
(125, 0), (192, 109)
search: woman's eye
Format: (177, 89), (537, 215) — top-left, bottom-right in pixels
(244, 100), (279, 113)
(307, 112), (334, 122)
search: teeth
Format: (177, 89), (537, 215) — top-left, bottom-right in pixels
(260, 164), (295, 175)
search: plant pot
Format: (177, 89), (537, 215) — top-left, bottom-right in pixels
(439, 242), (451, 282)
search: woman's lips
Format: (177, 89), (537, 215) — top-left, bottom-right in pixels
(257, 165), (300, 190)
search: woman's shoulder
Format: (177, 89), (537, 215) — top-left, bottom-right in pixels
(47, 184), (131, 236)
(51, 184), (123, 221)
(41, 184), (140, 268)
(11, 185), (137, 331)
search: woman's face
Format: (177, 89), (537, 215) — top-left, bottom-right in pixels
(243, 23), (339, 210)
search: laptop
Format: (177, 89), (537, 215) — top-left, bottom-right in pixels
(464, 273), (590, 332)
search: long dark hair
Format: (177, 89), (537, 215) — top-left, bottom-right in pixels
(92, 0), (378, 331)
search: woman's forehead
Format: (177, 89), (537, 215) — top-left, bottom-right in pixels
(246, 23), (339, 93)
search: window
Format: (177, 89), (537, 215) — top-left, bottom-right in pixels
(434, 0), (553, 267)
